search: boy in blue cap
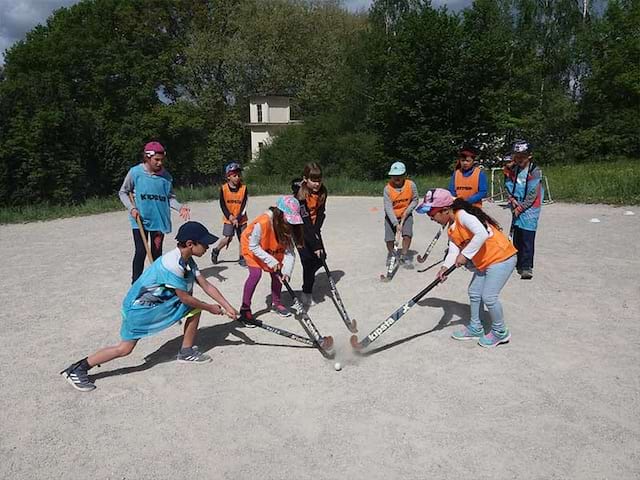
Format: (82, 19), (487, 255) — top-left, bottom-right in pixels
(60, 221), (238, 392)
(210, 162), (249, 267)
(384, 161), (419, 269)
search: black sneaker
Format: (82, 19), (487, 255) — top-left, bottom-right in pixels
(60, 362), (96, 392)
(238, 309), (257, 328)
(210, 248), (220, 264)
(520, 269), (533, 280)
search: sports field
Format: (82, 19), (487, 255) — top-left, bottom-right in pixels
(1, 196), (638, 480)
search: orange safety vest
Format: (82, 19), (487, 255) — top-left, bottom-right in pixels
(306, 193), (324, 224)
(448, 211), (516, 271)
(241, 212), (286, 271)
(221, 183), (247, 225)
(454, 168), (482, 208)
(386, 180), (413, 219)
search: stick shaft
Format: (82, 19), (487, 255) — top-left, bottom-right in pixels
(417, 227), (443, 263)
(253, 319), (314, 346)
(128, 192), (154, 265)
(354, 265), (456, 349)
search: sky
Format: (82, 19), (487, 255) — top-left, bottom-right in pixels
(0, 0), (472, 64)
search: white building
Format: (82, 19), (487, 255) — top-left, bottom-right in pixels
(247, 95), (302, 160)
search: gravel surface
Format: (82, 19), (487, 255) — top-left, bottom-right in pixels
(1, 196), (638, 480)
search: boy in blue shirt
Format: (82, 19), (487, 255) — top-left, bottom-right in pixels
(504, 140), (543, 280)
(119, 141), (191, 283)
(60, 222), (238, 392)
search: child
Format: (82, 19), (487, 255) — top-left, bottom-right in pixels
(384, 161), (419, 269)
(210, 162), (249, 267)
(119, 141), (191, 283)
(417, 188), (517, 348)
(60, 221), (238, 392)
(448, 144), (488, 207)
(291, 163), (327, 307)
(503, 140), (543, 280)
(238, 195), (304, 325)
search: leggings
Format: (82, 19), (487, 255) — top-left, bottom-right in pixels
(132, 229), (164, 283)
(301, 254), (323, 294)
(241, 267), (282, 311)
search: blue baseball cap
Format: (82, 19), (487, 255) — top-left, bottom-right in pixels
(175, 222), (219, 245)
(388, 161), (406, 176)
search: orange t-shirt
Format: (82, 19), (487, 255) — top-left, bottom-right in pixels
(454, 168), (482, 208)
(241, 213), (286, 271)
(386, 180), (413, 219)
(448, 211), (516, 271)
(221, 183), (247, 225)
(305, 193), (324, 224)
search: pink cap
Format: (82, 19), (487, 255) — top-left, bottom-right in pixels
(416, 188), (454, 214)
(276, 195), (303, 225)
(144, 141), (165, 155)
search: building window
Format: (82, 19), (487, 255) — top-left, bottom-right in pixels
(257, 104), (263, 123)
(258, 142), (264, 151)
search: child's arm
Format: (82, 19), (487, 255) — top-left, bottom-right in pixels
(169, 186), (190, 220)
(383, 186), (398, 226)
(448, 173), (457, 196)
(403, 181), (419, 219)
(195, 275), (238, 319)
(174, 287), (228, 317)
(466, 169), (488, 204)
(219, 187), (233, 222)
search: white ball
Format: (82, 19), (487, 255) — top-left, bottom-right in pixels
(334, 362), (342, 371)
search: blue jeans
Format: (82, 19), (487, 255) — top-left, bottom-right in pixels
(467, 255), (516, 333)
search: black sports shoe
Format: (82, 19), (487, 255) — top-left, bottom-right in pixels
(210, 248), (220, 264)
(238, 309), (257, 328)
(60, 362), (96, 392)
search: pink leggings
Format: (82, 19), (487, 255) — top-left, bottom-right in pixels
(241, 266), (282, 311)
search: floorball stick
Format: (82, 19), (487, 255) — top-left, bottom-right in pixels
(416, 226), (444, 263)
(351, 265), (456, 351)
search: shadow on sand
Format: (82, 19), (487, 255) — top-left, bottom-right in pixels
(358, 297), (470, 357)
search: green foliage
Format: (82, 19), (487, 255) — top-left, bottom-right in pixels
(255, 113), (387, 180)
(0, 0), (637, 209)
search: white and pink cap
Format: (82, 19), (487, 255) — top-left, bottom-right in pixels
(416, 188), (455, 215)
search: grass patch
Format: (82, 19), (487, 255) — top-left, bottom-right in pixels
(1, 159), (637, 224)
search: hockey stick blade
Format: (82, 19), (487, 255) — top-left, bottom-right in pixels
(350, 334), (363, 351)
(416, 227), (443, 263)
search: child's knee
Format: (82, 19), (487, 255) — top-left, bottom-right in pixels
(481, 294), (499, 308)
(117, 342), (136, 357)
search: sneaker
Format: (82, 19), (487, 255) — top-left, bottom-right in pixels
(272, 304), (292, 318)
(451, 326), (483, 341)
(237, 309), (257, 328)
(301, 292), (315, 308)
(238, 256), (247, 267)
(520, 269), (533, 280)
(210, 248), (219, 264)
(478, 329), (511, 348)
(60, 362), (96, 392)
(177, 345), (212, 363)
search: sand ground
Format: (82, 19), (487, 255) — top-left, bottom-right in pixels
(0, 196), (638, 480)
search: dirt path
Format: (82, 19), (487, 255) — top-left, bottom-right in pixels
(1, 197), (638, 479)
